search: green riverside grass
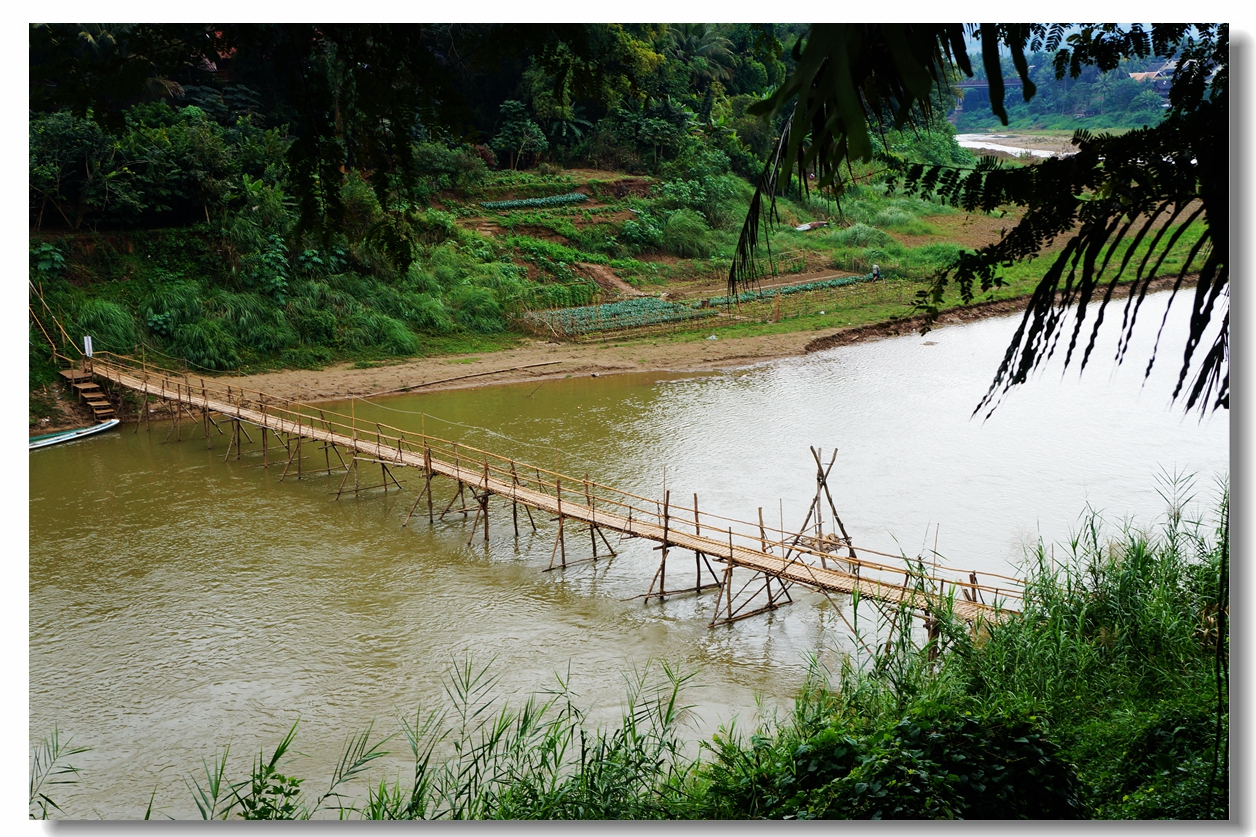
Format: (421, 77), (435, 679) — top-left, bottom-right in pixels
(32, 479), (1228, 820)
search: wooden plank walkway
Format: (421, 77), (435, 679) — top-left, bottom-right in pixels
(81, 354), (1022, 626)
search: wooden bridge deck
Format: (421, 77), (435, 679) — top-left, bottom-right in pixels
(82, 354), (1022, 627)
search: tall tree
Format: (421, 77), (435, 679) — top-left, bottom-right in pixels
(30, 24), (649, 256)
(666, 24), (736, 87)
(731, 23), (1227, 415)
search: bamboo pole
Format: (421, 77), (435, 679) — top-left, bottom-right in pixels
(425, 446), (434, 524)
(557, 479), (565, 567)
(585, 478), (596, 560)
(510, 461), (520, 537)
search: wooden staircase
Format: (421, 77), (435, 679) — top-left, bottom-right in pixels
(60, 366), (116, 420)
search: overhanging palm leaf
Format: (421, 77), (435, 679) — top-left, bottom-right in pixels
(731, 23), (1227, 415)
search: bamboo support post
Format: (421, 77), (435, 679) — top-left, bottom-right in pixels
(646, 491), (672, 601)
(297, 410), (303, 480)
(510, 461), (520, 537)
(553, 479), (566, 568)
(812, 446), (859, 562)
(425, 447), (434, 524)
(584, 478), (596, 560)
(403, 469), (432, 528)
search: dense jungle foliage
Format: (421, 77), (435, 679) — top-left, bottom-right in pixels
(30, 23), (1177, 391)
(27, 23), (1185, 392)
(954, 50), (1173, 131)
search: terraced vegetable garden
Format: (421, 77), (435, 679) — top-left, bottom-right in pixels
(708, 272), (877, 305)
(516, 272), (881, 338)
(518, 296), (719, 337)
(480, 193), (590, 210)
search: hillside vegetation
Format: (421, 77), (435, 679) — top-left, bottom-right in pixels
(31, 24), (1188, 405)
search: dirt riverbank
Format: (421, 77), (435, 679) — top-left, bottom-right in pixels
(225, 275), (1191, 404)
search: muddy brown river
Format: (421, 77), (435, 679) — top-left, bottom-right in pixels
(29, 291), (1228, 818)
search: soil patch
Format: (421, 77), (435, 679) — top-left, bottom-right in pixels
(573, 263), (643, 297)
(30, 384), (108, 435)
(893, 210), (1022, 251)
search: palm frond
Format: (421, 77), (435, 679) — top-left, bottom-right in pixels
(734, 23), (1227, 415)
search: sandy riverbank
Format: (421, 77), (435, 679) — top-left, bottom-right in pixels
(955, 132), (1081, 157)
(229, 328), (818, 403)
(227, 273), (1192, 404)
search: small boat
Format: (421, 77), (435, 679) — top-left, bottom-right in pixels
(29, 419), (120, 451)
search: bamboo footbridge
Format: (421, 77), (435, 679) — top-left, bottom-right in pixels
(74, 351), (1023, 628)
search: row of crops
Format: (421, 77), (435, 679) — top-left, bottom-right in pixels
(518, 272), (879, 337)
(518, 296), (719, 337)
(708, 272), (878, 306)
(503, 281), (602, 313)
(480, 193), (589, 210)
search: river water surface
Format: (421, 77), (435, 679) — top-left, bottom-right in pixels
(29, 290), (1228, 818)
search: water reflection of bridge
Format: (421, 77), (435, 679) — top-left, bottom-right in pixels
(76, 352), (1023, 629)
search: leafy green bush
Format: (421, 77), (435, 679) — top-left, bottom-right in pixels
(413, 141), (487, 192)
(30, 241), (66, 278)
(449, 286), (505, 333)
(698, 697), (1086, 820)
(405, 293), (456, 334)
(620, 215), (663, 250)
(404, 262), (443, 295)
(816, 707), (1086, 819)
(374, 314), (421, 355)
(74, 298), (138, 353)
(830, 223), (893, 249)
(278, 345), (332, 370)
(286, 297), (338, 345)
(243, 233), (290, 298)
(655, 173), (741, 228)
(338, 310), (418, 354)
(409, 208), (460, 246)
(171, 319), (240, 370)
(660, 209), (711, 258)
(204, 290), (296, 353)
